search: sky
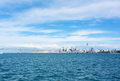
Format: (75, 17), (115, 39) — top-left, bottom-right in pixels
(0, 0), (120, 50)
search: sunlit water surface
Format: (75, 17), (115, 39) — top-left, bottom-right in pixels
(0, 53), (120, 81)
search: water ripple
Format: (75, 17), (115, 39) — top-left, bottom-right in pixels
(0, 53), (120, 81)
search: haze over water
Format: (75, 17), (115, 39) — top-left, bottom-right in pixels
(0, 53), (120, 81)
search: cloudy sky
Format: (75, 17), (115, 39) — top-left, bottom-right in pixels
(0, 0), (120, 50)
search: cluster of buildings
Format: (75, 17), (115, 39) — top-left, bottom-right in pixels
(0, 46), (120, 53)
(59, 47), (120, 53)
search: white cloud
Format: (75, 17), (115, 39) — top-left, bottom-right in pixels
(97, 44), (120, 49)
(0, 0), (120, 49)
(41, 44), (60, 49)
(0, 0), (38, 7)
(1, 33), (120, 45)
(70, 25), (79, 28)
(0, 0), (119, 25)
(0, 27), (119, 46)
(6, 0), (119, 25)
(9, 43), (120, 50)
(50, 24), (63, 26)
(13, 44), (42, 49)
(0, 29), (120, 49)
(13, 44), (60, 49)
(71, 30), (107, 36)
(37, 29), (61, 33)
(0, 26), (61, 33)
(89, 23), (96, 26)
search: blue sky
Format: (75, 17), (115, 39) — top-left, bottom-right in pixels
(0, 0), (120, 50)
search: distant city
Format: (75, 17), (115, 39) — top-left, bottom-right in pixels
(59, 47), (120, 54)
(58, 43), (120, 53)
(0, 43), (120, 54)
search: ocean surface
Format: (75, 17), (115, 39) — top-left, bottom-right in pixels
(0, 53), (120, 81)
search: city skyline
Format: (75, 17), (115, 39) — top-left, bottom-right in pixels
(0, 0), (120, 49)
(0, 46), (119, 53)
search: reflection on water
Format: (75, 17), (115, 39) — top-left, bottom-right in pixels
(0, 53), (120, 81)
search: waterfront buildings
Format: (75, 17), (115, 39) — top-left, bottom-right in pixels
(59, 47), (119, 53)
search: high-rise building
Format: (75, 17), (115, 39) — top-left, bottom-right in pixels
(61, 47), (65, 52)
(66, 47), (69, 52)
(71, 47), (73, 51)
(75, 48), (77, 51)
(91, 47), (93, 52)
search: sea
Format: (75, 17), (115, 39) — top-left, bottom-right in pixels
(0, 53), (120, 81)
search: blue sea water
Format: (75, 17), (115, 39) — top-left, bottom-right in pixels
(0, 53), (120, 81)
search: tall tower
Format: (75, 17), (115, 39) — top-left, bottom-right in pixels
(87, 43), (88, 52)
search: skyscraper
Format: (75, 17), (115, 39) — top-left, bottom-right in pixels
(91, 47), (93, 52)
(71, 47), (73, 52)
(61, 47), (65, 52)
(66, 47), (69, 52)
(75, 48), (77, 51)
